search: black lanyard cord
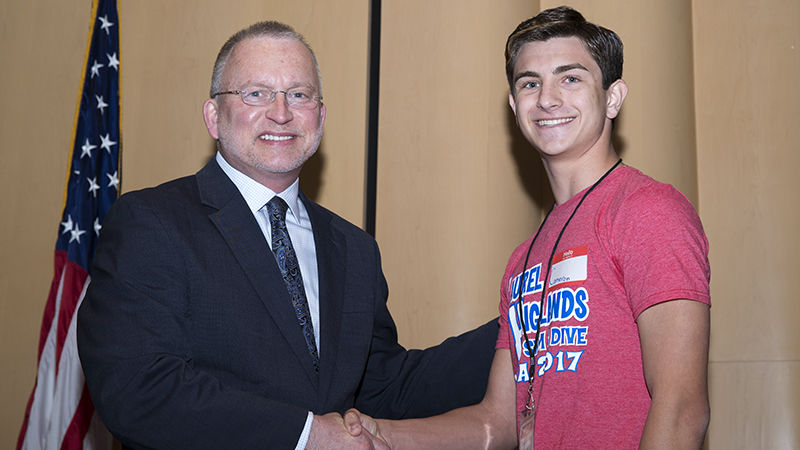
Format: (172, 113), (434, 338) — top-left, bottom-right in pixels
(515, 158), (622, 402)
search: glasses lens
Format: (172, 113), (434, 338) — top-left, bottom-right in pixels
(285, 88), (317, 109)
(238, 88), (319, 108)
(241, 89), (270, 106)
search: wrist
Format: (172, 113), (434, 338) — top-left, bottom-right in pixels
(375, 418), (395, 448)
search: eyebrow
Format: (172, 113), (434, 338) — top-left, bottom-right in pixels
(553, 63), (589, 74)
(513, 71), (539, 84)
(513, 63), (590, 84)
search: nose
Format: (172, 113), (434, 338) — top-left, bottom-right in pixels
(536, 81), (562, 111)
(264, 91), (293, 124)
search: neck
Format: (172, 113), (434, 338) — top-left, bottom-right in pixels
(542, 149), (620, 205)
(260, 173), (299, 194)
(217, 151), (300, 194)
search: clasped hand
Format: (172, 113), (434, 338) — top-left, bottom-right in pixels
(345, 409), (390, 449)
(307, 410), (389, 449)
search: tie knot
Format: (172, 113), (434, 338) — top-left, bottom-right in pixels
(266, 196), (289, 219)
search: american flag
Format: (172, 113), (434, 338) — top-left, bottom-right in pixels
(17, 0), (119, 448)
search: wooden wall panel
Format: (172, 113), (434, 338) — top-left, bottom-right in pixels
(707, 362), (800, 448)
(376, 0), (541, 348)
(0, 0), (89, 441)
(694, 0), (800, 447)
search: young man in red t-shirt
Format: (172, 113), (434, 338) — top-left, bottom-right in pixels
(347, 7), (711, 449)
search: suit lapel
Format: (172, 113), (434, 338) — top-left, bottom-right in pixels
(197, 160), (320, 387)
(301, 192), (346, 401)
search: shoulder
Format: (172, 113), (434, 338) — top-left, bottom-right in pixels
(116, 174), (199, 207)
(602, 168), (711, 314)
(602, 166), (702, 228)
(596, 167), (710, 281)
(103, 174), (204, 238)
(114, 158), (232, 213)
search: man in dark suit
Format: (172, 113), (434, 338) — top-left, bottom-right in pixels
(77, 21), (496, 449)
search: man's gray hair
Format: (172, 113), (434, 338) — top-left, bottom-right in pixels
(209, 21), (322, 97)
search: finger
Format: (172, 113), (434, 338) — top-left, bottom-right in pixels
(344, 409), (363, 436)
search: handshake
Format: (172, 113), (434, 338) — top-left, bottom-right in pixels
(307, 409), (390, 449)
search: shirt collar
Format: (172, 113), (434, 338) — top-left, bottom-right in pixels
(215, 152), (301, 217)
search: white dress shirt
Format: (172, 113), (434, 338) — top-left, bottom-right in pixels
(215, 152), (317, 448)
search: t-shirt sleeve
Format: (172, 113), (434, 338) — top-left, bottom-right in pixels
(496, 262), (514, 350)
(611, 183), (711, 318)
(496, 241), (532, 351)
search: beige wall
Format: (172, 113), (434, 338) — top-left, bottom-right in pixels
(2, 0), (798, 448)
(1, 0), (89, 442)
(694, 0), (800, 447)
(376, 0), (542, 347)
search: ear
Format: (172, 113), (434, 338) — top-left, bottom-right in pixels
(319, 102), (327, 131)
(202, 98), (220, 140)
(605, 79), (628, 120)
(508, 91), (517, 115)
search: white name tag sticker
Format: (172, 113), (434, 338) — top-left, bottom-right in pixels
(548, 245), (588, 289)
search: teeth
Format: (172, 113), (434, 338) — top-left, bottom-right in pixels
(260, 134), (293, 141)
(537, 118), (574, 126)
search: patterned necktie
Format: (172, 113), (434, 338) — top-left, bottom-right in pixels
(266, 196), (319, 372)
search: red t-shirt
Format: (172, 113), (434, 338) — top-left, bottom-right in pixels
(496, 166), (711, 449)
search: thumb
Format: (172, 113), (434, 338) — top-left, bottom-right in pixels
(344, 409), (363, 436)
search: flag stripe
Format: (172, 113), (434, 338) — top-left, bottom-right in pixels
(18, 0), (119, 448)
(38, 252), (67, 359)
(20, 265), (68, 449)
(17, 251), (67, 449)
(61, 386), (95, 450)
(48, 275), (90, 447)
(55, 261), (89, 376)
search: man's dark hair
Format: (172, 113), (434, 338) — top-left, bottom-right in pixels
(505, 6), (623, 91)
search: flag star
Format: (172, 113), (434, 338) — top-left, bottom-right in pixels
(87, 177), (101, 197)
(100, 133), (117, 153)
(81, 139), (96, 159)
(90, 60), (103, 78)
(96, 95), (109, 114)
(99, 15), (114, 35)
(61, 215), (74, 235)
(107, 170), (120, 190)
(106, 52), (119, 71)
(70, 225), (86, 244)
(94, 217), (102, 236)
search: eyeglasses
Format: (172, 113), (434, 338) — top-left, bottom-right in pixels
(211, 86), (322, 109)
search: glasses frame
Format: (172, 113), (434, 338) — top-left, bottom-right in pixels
(211, 87), (322, 109)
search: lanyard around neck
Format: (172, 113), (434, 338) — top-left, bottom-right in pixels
(515, 158), (622, 409)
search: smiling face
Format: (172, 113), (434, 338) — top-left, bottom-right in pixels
(509, 36), (625, 163)
(203, 36), (325, 191)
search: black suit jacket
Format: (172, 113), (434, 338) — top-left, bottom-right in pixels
(77, 159), (497, 449)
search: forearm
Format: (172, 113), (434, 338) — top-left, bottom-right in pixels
(637, 300), (711, 449)
(378, 402), (516, 450)
(351, 350), (517, 450)
(639, 394), (709, 449)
